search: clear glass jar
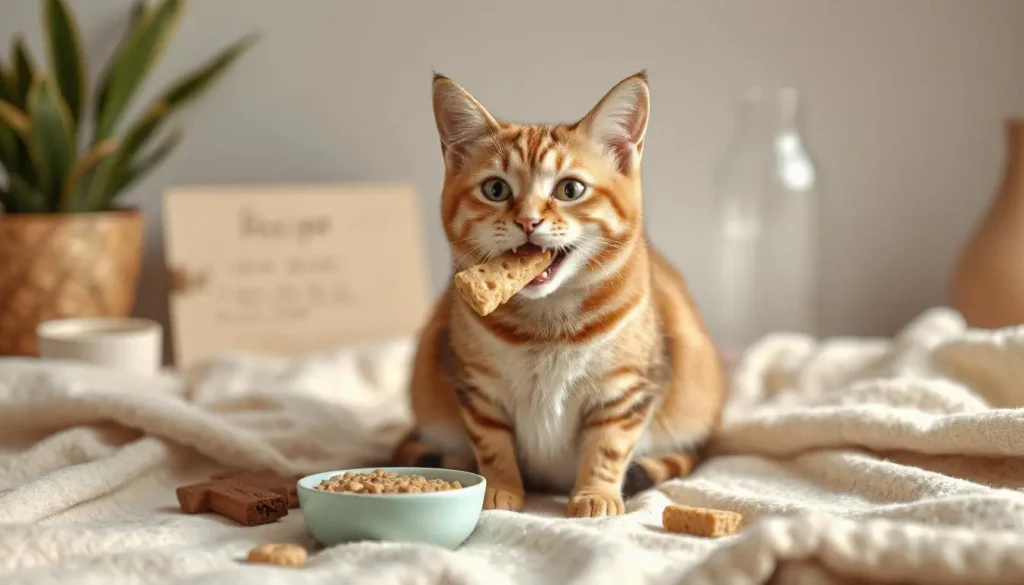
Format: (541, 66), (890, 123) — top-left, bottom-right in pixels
(710, 87), (821, 365)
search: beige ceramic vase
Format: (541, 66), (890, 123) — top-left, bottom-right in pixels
(948, 117), (1024, 328)
(0, 210), (144, 356)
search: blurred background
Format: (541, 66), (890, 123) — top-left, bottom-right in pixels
(2, 0), (1023, 363)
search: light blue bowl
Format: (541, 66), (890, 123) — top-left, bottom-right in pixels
(297, 467), (486, 550)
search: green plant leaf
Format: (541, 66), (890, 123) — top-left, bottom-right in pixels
(130, 0), (151, 27)
(0, 68), (17, 110)
(5, 171), (48, 213)
(5, 45), (39, 186)
(0, 65), (15, 172)
(92, 0), (184, 142)
(0, 99), (30, 137)
(0, 58), (14, 103)
(83, 100), (167, 210)
(0, 125), (15, 173)
(44, 0), (88, 129)
(26, 75), (76, 208)
(92, 0), (150, 129)
(0, 60), (32, 181)
(161, 32), (260, 109)
(0, 63), (10, 108)
(11, 36), (35, 109)
(0, 64), (8, 103)
(60, 138), (119, 211)
(111, 126), (181, 197)
(75, 31), (257, 208)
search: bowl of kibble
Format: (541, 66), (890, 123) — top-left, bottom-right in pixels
(296, 467), (486, 549)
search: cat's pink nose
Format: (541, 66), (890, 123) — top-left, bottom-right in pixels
(515, 216), (544, 234)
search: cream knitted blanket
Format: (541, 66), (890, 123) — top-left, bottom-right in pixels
(1, 307), (1023, 584)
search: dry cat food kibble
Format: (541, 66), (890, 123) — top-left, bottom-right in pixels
(314, 469), (464, 494)
(662, 504), (743, 538)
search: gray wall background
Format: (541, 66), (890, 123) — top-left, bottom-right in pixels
(3, 0), (1023, 359)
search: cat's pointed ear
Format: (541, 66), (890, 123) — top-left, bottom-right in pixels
(577, 70), (650, 174)
(432, 73), (500, 173)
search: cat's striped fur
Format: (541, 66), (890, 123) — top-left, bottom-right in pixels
(392, 71), (727, 517)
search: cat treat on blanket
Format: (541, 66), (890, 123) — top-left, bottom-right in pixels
(247, 543), (308, 567)
(662, 504), (743, 538)
(454, 246), (554, 316)
(176, 470), (302, 525)
(176, 481), (288, 526)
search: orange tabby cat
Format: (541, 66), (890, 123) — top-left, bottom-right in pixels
(392, 71), (726, 518)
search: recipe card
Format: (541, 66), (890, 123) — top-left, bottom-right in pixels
(163, 182), (431, 368)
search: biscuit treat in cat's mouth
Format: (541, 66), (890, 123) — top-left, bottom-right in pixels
(454, 246), (554, 316)
(520, 244), (573, 287)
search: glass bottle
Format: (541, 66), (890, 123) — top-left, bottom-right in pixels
(710, 87), (821, 366)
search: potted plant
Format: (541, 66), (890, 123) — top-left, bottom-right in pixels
(0, 0), (258, 356)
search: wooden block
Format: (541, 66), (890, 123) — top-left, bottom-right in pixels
(662, 504), (743, 538)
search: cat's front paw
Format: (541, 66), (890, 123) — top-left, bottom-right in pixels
(568, 491), (625, 518)
(484, 485), (525, 511)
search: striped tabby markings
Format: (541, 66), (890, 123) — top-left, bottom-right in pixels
(503, 125), (564, 170)
(581, 258), (637, 312)
(455, 385), (511, 432)
(456, 212), (494, 242)
(533, 140), (553, 168)
(443, 184), (475, 230)
(588, 185), (628, 222)
(466, 288), (645, 346)
(513, 137), (529, 164)
(555, 150), (567, 172)
(526, 126), (544, 163)
(565, 290), (645, 344)
(587, 231), (634, 271)
(569, 377), (656, 517)
(447, 125), (577, 246)
(453, 193), (497, 243)
(466, 310), (532, 345)
(453, 383), (525, 511)
(458, 357), (498, 380)
(587, 380), (647, 418)
(465, 195), (495, 214)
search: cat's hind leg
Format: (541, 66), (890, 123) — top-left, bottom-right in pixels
(622, 447), (703, 498)
(393, 292), (476, 472)
(390, 426), (475, 471)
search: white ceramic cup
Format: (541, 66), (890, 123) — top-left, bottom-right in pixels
(36, 317), (163, 375)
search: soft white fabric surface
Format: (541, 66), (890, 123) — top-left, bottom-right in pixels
(2, 307), (1024, 584)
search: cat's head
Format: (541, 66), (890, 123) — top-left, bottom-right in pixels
(432, 71), (650, 299)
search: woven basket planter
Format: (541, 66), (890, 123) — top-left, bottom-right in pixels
(0, 209), (144, 356)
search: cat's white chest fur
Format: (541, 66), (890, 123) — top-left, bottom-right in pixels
(492, 343), (596, 493)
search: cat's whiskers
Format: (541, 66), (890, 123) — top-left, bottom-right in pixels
(573, 238), (609, 272)
(453, 242), (490, 267)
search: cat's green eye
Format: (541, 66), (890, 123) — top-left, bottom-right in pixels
(554, 179), (587, 202)
(481, 178), (513, 202)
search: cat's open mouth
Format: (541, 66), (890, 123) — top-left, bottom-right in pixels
(515, 244), (572, 286)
